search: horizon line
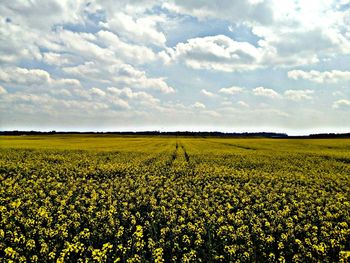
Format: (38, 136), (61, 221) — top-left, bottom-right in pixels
(1, 130), (350, 138)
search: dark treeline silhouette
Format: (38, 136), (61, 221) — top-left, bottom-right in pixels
(0, 130), (289, 137)
(289, 133), (350, 139)
(0, 131), (349, 138)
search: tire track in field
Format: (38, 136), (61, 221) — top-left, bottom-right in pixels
(180, 144), (190, 163)
(199, 139), (258, 150)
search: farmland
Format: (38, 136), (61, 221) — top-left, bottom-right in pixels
(1, 135), (350, 262)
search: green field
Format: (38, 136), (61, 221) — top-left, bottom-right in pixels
(1, 135), (350, 262)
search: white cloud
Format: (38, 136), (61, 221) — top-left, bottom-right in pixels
(0, 67), (50, 86)
(160, 28), (345, 71)
(162, 0), (273, 25)
(58, 30), (117, 64)
(101, 13), (166, 46)
(203, 110), (221, 117)
(160, 35), (263, 72)
(191, 101), (206, 109)
(288, 70), (350, 83)
(253, 86), (280, 98)
(63, 62), (175, 94)
(96, 30), (156, 64)
(162, 1), (350, 69)
(1, 0), (350, 131)
(284, 89), (314, 101)
(333, 99), (350, 109)
(0, 1), (86, 30)
(0, 85), (7, 95)
(254, 0), (350, 66)
(219, 86), (244, 95)
(201, 89), (216, 97)
(107, 87), (160, 107)
(0, 20), (42, 63)
(238, 101), (249, 107)
(0, 66), (82, 90)
(54, 78), (82, 89)
(42, 52), (79, 66)
(90, 87), (106, 97)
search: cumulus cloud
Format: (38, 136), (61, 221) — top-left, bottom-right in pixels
(101, 13), (166, 47)
(201, 89), (216, 97)
(107, 87), (160, 108)
(160, 35), (263, 72)
(237, 101), (249, 107)
(219, 86), (244, 95)
(333, 99), (350, 109)
(163, 0), (350, 69)
(162, 0), (274, 25)
(96, 30), (156, 64)
(252, 87), (280, 98)
(0, 67), (50, 86)
(63, 62), (175, 94)
(252, 1), (350, 66)
(284, 89), (314, 101)
(288, 70), (350, 83)
(0, 84), (162, 119)
(42, 52), (80, 67)
(0, 0), (86, 30)
(160, 29), (343, 72)
(1, 0), (350, 131)
(90, 87), (106, 97)
(191, 101), (206, 109)
(0, 20), (42, 63)
(0, 85), (7, 95)
(0, 66), (82, 89)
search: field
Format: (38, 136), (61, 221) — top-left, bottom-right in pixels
(1, 135), (350, 262)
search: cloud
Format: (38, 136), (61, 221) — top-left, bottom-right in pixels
(0, 20), (42, 63)
(107, 87), (160, 108)
(90, 87), (106, 97)
(160, 35), (263, 72)
(160, 29), (344, 72)
(57, 30), (116, 64)
(42, 52), (80, 67)
(219, 86), (244, 95)
(1, 0), (350, 131)
(0, 67), (50, 86)
(191, 101), (206, 109)
(203, 110), (220, 117)
(333, 99), (350, 109)
(252, 1), (350, 66)
(252, 86), (280, 98)
(284, 89), (314, 101)
(201, 89), (216, 97)
(0, 92), (117, 115)
(101, 13), (166, 47)
(0, 0), (86, 30)
(0, 66), (82, 89)
(237, 101), (249, 107)
(0, 85), (7, 95)
(163, 0), (350, 69)
(162, 0), (274, 25)
(288, 70), (350, 83)
(96, 30), (156, 64)
(0, 84), (162, 119)
(63, 62), (175, 94)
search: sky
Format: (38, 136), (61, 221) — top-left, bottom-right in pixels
(0, 0), (350, 135)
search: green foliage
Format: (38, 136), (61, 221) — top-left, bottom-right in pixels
(1, 136), (350, 262)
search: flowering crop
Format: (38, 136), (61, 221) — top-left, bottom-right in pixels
(1, 136), (350, 262)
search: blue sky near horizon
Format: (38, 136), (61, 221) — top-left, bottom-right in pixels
(0, 0), (350, 135)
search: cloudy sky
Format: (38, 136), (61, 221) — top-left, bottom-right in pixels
(1, 0), (350, 134)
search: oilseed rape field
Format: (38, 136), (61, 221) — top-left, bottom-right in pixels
(1, 135), (350, 262)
